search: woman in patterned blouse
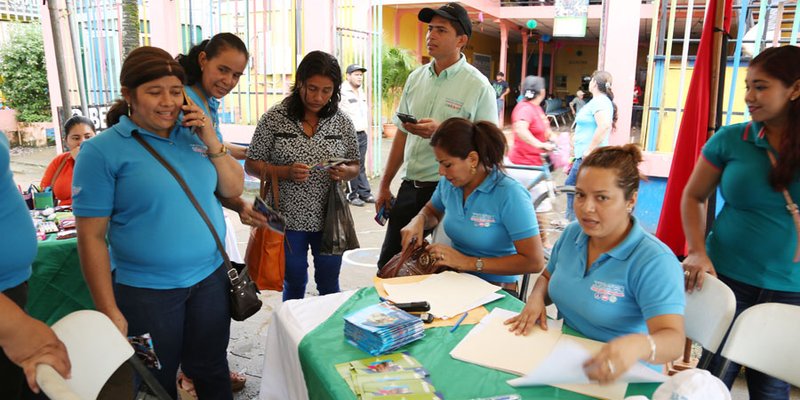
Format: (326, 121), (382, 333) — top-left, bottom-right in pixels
(245, 51), (360, 301)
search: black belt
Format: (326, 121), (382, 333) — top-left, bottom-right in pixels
(404, 180), (438, 189)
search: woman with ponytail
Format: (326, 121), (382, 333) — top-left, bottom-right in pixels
(72, 46), (244, 399)
(682, 45), (800, 399)
(566, 70), (618, 221)
(506, 144), (685, 383)
(399, 117), (546, 291)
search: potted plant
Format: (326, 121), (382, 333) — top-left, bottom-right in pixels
(381, 45), (418, 138)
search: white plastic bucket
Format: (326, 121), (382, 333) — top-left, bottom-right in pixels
(342, 248), (380, 268)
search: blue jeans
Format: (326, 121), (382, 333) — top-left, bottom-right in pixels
(115, 265), (232, 400)
(700, 274), (800, 400)
(283, 230), (343, 301)
(564, 157), (582, 221)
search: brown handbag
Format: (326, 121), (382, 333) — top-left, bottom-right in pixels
(377, 238), (452, 278)
(245, 165), (287, 291)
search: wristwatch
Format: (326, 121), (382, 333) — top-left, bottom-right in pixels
(475, 257), (484, 272)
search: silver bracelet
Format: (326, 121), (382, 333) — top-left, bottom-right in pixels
(645, 334), (657, 363)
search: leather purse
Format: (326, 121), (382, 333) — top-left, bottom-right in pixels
(377, 238), (452, 278)
(132, 132), (262, 321)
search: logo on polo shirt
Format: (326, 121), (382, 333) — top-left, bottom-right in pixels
(191, 143), (209, 157)
(445, 97), (464, 112)
(470, 212), (496, 228)
(590, 281), (625, 303)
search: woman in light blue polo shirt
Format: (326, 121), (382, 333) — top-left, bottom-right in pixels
(566, 70), (617, 221)
(73, 46), (244, 399)
(400, 118), (546, 292)
(506, 145), (685, 383)
(682, 45), (800, 399)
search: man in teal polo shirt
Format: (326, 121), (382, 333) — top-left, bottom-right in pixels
(376, 2), (498, 268)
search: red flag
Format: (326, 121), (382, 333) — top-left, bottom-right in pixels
(655, 0), (733, 256)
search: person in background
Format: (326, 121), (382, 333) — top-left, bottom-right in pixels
(492, 71), (510, 120)
(681, 45), (800, 400)
(1, 134), (71, 399)
(376, 2), (498, 269)
(175, 32), (255, 395)
(400, 118), (545, 292)
(340, 64), (375, 207)
(40, 116), (96, 206)
(569, 89), (586, 116)
(245, 51), (360, 301)
(74, 46), (244, 399)
(506, 145), (685, 383)
(566, 70), (617, 221)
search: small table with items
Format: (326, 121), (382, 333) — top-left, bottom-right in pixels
(26, 207), (94, 325)
(259, 286), (660, 400)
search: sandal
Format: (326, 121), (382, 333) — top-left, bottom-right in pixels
(177, 371), (245, 395)
(176, 372), (197, 398)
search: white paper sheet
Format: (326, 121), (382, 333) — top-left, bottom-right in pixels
(382, 271), (502, 318)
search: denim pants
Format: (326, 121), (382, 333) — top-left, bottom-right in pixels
(564, 157), (582, 221)
(701, 273), (800, 400)
(348, 131), (372, 200)
(115, 265), (232, 400)
(283, 230), (343, 301)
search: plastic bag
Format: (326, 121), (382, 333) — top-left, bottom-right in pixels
(320, 181), (360, 255)
(377, 238), (453, 278)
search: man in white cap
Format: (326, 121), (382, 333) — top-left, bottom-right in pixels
(375, 2), (498, 269)
(340, 64), (374, 207)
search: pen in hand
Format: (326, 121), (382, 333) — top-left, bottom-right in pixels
(450, 311), (469, 333)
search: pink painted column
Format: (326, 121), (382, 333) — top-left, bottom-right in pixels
(520, 30), (528, 82)
(549, 42), (557, 94)
(303, 0), (335, 53)
(148, 1), (180, 55)
(537, 40), (544, 77)
(599, 0), (640, 143)
(40, 3), (63, 153)
(499, 21), (508, 127)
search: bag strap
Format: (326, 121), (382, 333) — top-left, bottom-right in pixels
(747, 122), (800, 263)
(131, 131), (244, 285)
(45, 155), (70, 191)
(260, 163), (279, 208)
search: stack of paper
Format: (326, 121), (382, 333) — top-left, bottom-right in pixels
(382, 271), (503, 319)
(335, 352), (443, 399)
(344, 302), (424, 356)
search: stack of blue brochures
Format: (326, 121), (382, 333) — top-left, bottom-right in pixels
(344, 302), (425, 356)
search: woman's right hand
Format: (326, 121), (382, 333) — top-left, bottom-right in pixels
(682, 251), (717, 293)
(287, 163), (310, 183)
(104, 307), (128, 336)
(400, 215), (425, 253)
(504, 294), (547, 336)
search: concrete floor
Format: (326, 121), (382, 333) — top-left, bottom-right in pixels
(9, 132), (799, 399)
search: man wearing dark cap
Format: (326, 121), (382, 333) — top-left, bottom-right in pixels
(340, 64), (374, 206)
(376, 2), (498, 269)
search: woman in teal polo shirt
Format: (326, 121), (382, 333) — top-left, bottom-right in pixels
(506, 145), (685, 383)
(73, 46), (244, 399)
(399, 118), (546, 292)
(682, 45), (800, 399)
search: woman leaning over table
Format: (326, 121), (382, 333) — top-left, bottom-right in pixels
(245, 51), (360, 301)
(73, 46), (243, 399)
(566, 70), (616, 221)
(681, 45), (800, 400)
(505, 145), (685, 383)
(399, 118), (546, 293)
(39, 115), (96, 206)
(175, 31), (253, 395)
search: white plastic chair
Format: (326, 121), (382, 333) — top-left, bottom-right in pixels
(683, 273), (737, 368)
(719, 303), (800, 386)
(35, 310), (170, 400)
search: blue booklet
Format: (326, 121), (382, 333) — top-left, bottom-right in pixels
(344, 302), (424, 356)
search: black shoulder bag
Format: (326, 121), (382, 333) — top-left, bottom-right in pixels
(132, 132), (262, 321)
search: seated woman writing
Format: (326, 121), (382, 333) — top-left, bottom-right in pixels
(399, 118), (546, 292)
(505, 144), (685, 383)
(40, 116), (96, 206)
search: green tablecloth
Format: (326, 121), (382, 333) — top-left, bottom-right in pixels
(26, 235), (95, 325)
(298, 287), (659, 400)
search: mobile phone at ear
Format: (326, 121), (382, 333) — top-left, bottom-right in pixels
(396, 112), (418, 124)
